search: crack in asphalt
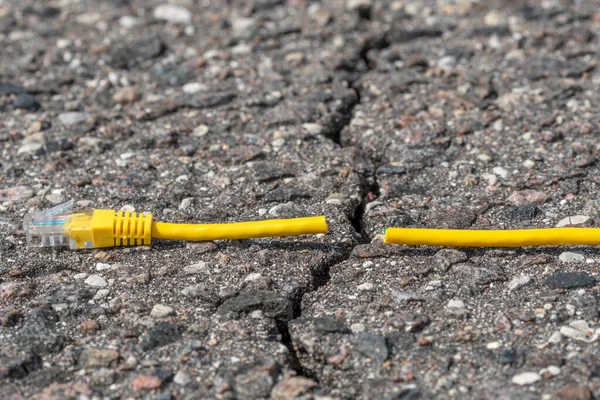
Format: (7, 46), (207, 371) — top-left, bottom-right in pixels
(274, 33), (389, 380)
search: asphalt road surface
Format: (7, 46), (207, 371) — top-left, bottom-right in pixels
(2, 0), (600, 399)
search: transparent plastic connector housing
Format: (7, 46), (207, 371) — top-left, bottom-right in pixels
(23, 200), (94, 249)
(23, 200), (153, 250)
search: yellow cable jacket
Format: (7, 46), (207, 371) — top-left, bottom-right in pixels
(384, 227), (600, 247)
(151, 216), (328, 241)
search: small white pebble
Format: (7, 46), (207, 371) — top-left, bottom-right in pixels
(120, 204), (135, 213)
(507, 275), (531, 291)
(350, 323), (365, 333)
(85, 274), (107, 288)
(556, 215), (590, 227)
(184, 82), (207, 94)
(357, 282), (374, 291)
(96, 263), (111, 271)
(559, 252), (585, 263)
(492, 166), (509, 179)
(512, 372), (541, 385)
(150, 304), (175, 318)
(477, 154), (492, 163)
(94, 289), (110, 300)
(245, 273), (263, 282)
(447, 299), (465, 309)
(74, 273), (88, 280)
(193, 124), (209, 137)
(548, 331), (562, 344)
(546, 365), (561, 376)
(523, 159), (535, 168)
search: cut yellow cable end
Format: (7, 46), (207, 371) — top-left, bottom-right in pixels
(24, 200), (328, 249)
(384, 227), (600, 247)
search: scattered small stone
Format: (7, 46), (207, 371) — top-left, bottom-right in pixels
(353, 332), (389, 365)
(271, 377), (317, 400)
(51, 303), (68, 313)
(113, 87), (140, 104)
(486, 342), (501, 350)
(508, 275), (531, 291)
(107, 37), (164, 69)
(392, 290), (425, 304)
(173, 370), (191, 386)
(45, 192), (64, 205)
(183, 82), (207, 94)
(218, 290), (293, 320)
(556, 215), (591, 227)
(0, 186), (33, 202)
(544, 365), (561, 376)
(132, 375), (162, 391)
(347, 0), (372, 10)
(405, 314), (430, 332)
(424, 280), (442, 291)
(417, 336), (432, 346)
(545, 272), (595, 289)
(94, 289), (109, 300)
(119, 15), (140, 28)
(150, 304), (175, 318)
(232, 360), (279, 398)
(508, 190), (548, 205)
(85, 275), (107, 288)
(231, 17), (258, 40)
(559, 252), (586, 263)
(81, 320), (101, 332)
(153, 4), (192, 24)
(83, 348), (119, 368)
(26, 121), (43, 135)
(326, 193), (350, 205)
(13, 93), (40, 110)
(492, 166), (509, 179)
(555, 385), (592, 400)
(183, 261), (208, 275)
(447, 299), (466, 310)
(357, 282), (374, 291)
(193, 124), (209, 137)
(302, 123), (323, 135)
(559, 320), (600, 343)
(0, 282), (32, 300)
(511, 372), (541, 385)
(96, 263), (111, 271)
(143, 321), (183, 351)
(484, 10), (506, 26)
(548, 331), (562, 344)
(509, 205), (540, 221)
(523, 159), (535, 168)
(245, 273), (263, 282)
(313, 316), (350, 334)
(58, 112), (89, 126)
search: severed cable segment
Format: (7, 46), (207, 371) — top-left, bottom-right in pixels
(24, 200), (329, 250)
(384, 227), (600, 247)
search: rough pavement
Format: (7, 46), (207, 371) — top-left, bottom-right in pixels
(2, 0), (600, 399)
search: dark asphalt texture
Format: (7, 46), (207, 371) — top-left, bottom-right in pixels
(2, 0), (600, 399)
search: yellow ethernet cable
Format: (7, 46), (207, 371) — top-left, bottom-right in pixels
(384, 227), (600, 247)
(23, 200), (328, 249)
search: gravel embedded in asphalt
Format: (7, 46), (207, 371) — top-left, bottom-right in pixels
(2, 0), (600, 399)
